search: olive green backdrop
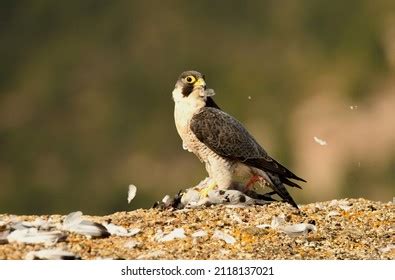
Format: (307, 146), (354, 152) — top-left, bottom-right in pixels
(1, 0), (394, 215)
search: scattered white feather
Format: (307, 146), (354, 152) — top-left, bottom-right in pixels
(128, 228), (141, 236)
(329, 200), (352, 211)
(25, 249), (79, 260)
(7, 228), (64, 244)
(271, 214), (286, 229)
(127, 185), (137, 204)
(180, 189), (200, 205)
(65, 221), (109, 237)
(212, 230), (236, 244)
(162, 195), (172, 204)
(124, 240), (140, 249)
(259, 215), (317, 237)
(12, 221), (32, 230)
(103, 223), (140, 237)
(327, 210), (340, 217)
(329, 200), (338, 207)
(339, 204), (352, 211)
(313, 136), (327, 146)
(155, 228), (186, 242)
(62, 211), (109, 237)
(256, 224), (271, 229)
(280, 223), (317, 237)
(21, 218), (51, 230)
(103, 223), (128, 236)
(191, 230), (207, 238)
(63, 211), (83, 227)
(205, 88), (216, 97)
(349, 105), (358, 110)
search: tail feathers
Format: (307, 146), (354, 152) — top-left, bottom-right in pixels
(246, 158), (306, 183)
(272, 159), (306, 183)
(290, 174), (307, 183)
(267, 173), (299, 209)
(281, 177), (303, 189)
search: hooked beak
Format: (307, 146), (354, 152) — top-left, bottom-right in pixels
(195, 77), (206, 89)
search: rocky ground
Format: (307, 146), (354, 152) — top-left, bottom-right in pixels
(0, 198), (393, 260)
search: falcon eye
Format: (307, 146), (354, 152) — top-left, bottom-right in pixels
(185, 76), (196, 84)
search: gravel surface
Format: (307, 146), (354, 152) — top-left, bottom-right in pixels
(0, 198), (393, 260)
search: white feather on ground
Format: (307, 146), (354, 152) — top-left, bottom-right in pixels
(212, 230), (236, 244)
(62, 211), (109, 238)
(191, 230), (207, 238)
(329, 199), (353, 211)
(155, 228), (186, 242)
(124, 240), (140, 249)
(280, 223), (316, 237)
(103, 222), (140, 237)
(257, 214), (317, 237)
(19, 218), (51, 230)
(25, 248), (79, 260)
(7, 228), (64, 245)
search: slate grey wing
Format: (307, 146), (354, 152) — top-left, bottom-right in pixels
(190, 107), (306, 185)
(190, 107), (265, 160)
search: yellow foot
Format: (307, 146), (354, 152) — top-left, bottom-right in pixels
(199, 180), (217, 197)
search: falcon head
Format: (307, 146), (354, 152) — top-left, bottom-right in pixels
(172, 70), (215, 104)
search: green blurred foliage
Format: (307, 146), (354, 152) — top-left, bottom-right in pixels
(0, 0), (394, 215)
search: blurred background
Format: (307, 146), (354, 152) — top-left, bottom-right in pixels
(1, 0), (394, 215)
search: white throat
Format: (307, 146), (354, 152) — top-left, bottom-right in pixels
(173, 87), (206, 143)
(172, 87), (206, 115)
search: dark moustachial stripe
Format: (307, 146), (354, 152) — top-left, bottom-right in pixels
(181, 83), (194, 97)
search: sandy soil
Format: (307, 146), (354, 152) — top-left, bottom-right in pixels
(0, 198), (393, 260)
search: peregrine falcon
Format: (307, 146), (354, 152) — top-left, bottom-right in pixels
(172, 70), (305, 208)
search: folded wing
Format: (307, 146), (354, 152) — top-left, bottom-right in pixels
(190, 107), (306, 187)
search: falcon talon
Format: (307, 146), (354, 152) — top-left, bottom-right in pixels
(198, 180), (217, 198)
(172, 71), (306, 209)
